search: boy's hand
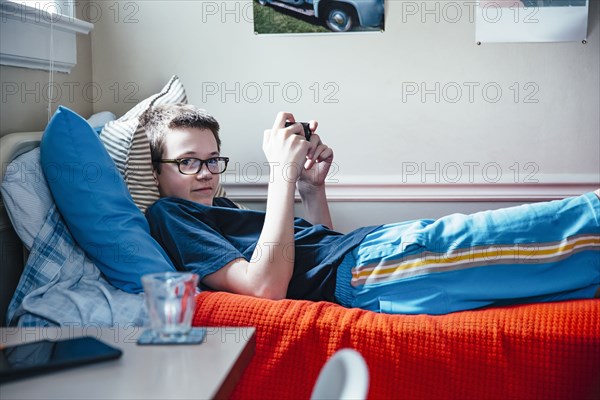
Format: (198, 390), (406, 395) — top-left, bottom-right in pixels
(298, 120), (334, 191)
(296, 120), (335, 229)
(263, 112), (311, 183)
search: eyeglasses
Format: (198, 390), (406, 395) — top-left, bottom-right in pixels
(156, 157), (229, 175)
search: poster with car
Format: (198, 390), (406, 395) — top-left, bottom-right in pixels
(476, 0), (589, 43)
(253, 0), (385, 34)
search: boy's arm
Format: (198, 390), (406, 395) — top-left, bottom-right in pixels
(298, 180), (334, 230)
(202, 112), (309, 300)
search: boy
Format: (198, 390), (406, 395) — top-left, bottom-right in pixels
(142, 104), (600, 315)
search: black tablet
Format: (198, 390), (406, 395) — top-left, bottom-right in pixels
(0, 336), (122, 384)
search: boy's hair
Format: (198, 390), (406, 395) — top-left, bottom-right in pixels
(139, 104), (221, 173)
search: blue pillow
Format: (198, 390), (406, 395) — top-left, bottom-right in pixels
(40, 106), (176, 293)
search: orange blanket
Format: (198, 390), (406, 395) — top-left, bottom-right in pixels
(193, 292), (600, 399)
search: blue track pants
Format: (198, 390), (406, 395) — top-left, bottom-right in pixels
(335, 192), (600, 314)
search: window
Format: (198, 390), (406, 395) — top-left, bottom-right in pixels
(20, 1), (71, 16)
(0, 0), (93, 73)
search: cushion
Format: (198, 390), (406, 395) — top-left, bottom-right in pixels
(40, 106), (176, 293)
(1, 147), (147, 327)
(1, 148), (53, 250)
(87, 111), (117, 134)
(99, 75), (187, 212)
(0, 112), (115, 251)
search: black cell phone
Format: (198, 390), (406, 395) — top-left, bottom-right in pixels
(285, 121), (312, 142)
(0, 336), (122, 383)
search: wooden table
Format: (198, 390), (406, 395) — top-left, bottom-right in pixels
(0, 326), (255, 399)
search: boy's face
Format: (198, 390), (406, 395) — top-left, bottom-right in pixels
(155, 127), (220, 206)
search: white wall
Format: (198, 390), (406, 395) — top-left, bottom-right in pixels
(90, 0), (600, 231)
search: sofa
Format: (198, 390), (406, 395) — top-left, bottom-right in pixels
(193, 291), (599, 399)
(2, 191), (599, 400)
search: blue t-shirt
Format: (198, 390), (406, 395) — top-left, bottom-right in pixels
(146, 197), (378, 302)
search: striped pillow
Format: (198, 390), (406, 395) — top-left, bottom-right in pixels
(100, 75), (186, 212)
